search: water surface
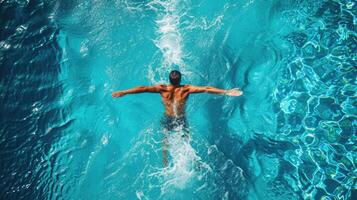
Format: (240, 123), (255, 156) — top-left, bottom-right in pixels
(0, 0), (356, 199)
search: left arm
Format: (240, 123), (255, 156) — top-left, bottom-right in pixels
(112, 85), (164, 97)
(187, 85), (243, 96)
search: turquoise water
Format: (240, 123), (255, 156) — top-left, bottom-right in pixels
(0, 0), (356, 199)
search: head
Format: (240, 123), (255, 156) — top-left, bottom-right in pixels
(169, 70), (181, 86)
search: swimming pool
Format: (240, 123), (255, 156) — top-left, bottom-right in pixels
(0, 0), (356, 199)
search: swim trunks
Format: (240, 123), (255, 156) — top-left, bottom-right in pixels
(160, 115), (189, 134)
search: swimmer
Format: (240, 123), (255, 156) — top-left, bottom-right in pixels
(112, 70), (243, 166)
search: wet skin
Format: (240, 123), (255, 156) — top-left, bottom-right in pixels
(112, 84), (243, 166)
(112, 84), (242, 116)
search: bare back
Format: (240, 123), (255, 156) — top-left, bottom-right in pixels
(112, 83), (242, 117)
(111, 74), (242, 168)
(159, 85), (191, 117)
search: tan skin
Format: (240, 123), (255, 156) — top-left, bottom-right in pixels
(112, 84), (243, 166)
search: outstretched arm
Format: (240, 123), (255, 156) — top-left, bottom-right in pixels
(188, 85), (243, 96)
(112, 85), (164, 97)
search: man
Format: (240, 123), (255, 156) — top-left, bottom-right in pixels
(112, 70), (243, 166)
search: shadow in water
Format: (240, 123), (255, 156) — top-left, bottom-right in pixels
(206, 95), (300, 199)
(0, 1), (65, 199)
(202, 41), (299, 199)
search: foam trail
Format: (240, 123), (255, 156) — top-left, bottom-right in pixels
(149, 127), (211, 196)
(166, 134), (195, 185)
(147, 0), (210, 191)
(152, 0), (184, 68)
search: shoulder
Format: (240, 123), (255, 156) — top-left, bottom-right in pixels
(182, 85), (192, 91)
(155, 84), (168, 91)
(182, 85), (191, 88)
(155, 84), (166, 88)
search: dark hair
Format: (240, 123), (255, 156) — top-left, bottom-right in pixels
(169, 70), (181, 86)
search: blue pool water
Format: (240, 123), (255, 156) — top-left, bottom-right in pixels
(0, 0), (356, 199)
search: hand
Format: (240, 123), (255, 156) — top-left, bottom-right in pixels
(225, 88), (243, 96)
(112, 92), (125, 98)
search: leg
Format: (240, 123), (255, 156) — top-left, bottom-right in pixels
(180, 118), (190, 142)
(162, 135), (169, 167)
(160, 116), (171, 167)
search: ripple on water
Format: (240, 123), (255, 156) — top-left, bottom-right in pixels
(273, 0), (356, 199)
(2, 0), (356, 199)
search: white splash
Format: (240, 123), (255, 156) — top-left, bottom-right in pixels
(151, 0), (184, 67)
(153, 128), (211, 193)
(160, 133), (197, 190)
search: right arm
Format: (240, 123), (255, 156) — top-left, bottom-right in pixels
(187, 85), (243, 96)
(112, 85), (165, 98)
